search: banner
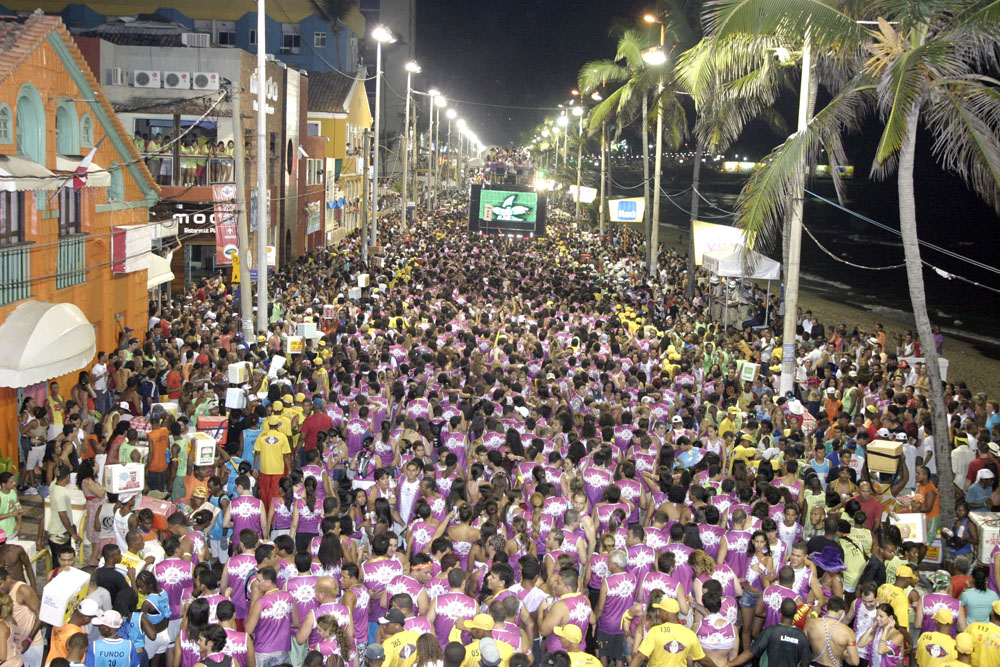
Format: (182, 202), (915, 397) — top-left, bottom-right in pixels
(306, 201), (322, 235)
(608, 197), (645, 223)
(230, 249), (240, 283)
(212, 183), (239, 265)
(692, 219), (746, 265)
(568, 184), (598, 204)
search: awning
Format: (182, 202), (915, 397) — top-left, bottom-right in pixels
(702, 244), (782, 280)
(56, 155), (112, 188)
(147, 253), (175, 289)
(0, 301), (96, 388)
(0, 155), (60, 191)
(467, 157), (485, 168)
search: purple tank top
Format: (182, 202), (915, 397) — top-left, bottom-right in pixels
(386, 574), (423, 608)
(254, 591), (295, 653)
(295, 498), (323, 535)
(361, 558), (403, 619)
(408, 521), (437, 555)
(597, 571), (637, 633)
(310, 601), (351, 649)
(154, 558), (193, 617)
(920, 593), (960, 636)
(698, 525), (727, 561)
(625, 545), (656, 579)
(230, 496), (263, 537)
(723, 531), (752, 578)
(638, 572), (679, 604)
(179, 629), (200, 667)
(350, 586), (370, 645)
(223, 629), (249, 667)
(545, 594), (591, 652)
(762, 584), (799, 627)
(225, 554), (257, 620)
(270, 498), (294, 531)
(433, 593), (478, 648)
(492, 621), (522, 651)
(286, 575), (319, 621)
(582, 468), (612, 508)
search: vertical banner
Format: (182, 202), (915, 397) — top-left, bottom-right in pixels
(213, 183), (239, 265)
(230, 249), (240, 283)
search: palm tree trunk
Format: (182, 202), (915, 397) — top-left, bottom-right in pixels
(600, 123), (607, 235)
(642, 94), (651, 270)
(898, 104), (954, 527)
(687, 141), (703, 299)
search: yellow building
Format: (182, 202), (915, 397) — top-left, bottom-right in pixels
(306, 70), (371, 246)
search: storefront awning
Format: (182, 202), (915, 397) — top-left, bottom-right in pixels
(56, 156), (112, 188)
(0, 155), (60, 191)
(147, 253), (175, 289)
(0, 301), (96, 388)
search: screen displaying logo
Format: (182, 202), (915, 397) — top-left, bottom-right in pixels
(617, 200), (638, 221)
(479, 190), (537, 223)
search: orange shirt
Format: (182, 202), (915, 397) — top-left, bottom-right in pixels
(919, 481), (941, 519)
(147, 427), (170, 473)
(166, 370), (182, 399)
(46, 623), (85, 665)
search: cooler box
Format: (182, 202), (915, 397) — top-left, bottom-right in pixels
(188, 432), (218, 467)
(104, 463), (144, 494)
(129, 416), (152, 436)
(285, 336), (304, 355)
(348, 287), (362, 300)
(296, 322), (317, 338)
(40, 567), (90, 627)
(197, 417), (229, 443)
(867, 439), (903, 474)
(228, 362), (251, 385)
(358, 273), (370, 288)
(150, 402), (178, 417)
(890, 512), (926, 544)
(225, 388), (247, 410)
(322, 305), (336, 319)
(139, 496), (175, 531)
(970, 512), (1000, 564)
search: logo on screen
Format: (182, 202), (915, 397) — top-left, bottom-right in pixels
(490, 195), (533, 222)
(618, 200), (638, 221)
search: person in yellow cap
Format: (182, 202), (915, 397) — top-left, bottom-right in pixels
(916, 608), (959, 666)
(554, 624), (600, 667)
(254, 414), (291, 511)
(951, 631), (973, 664)
(965, 601), (1000, 667)
(728, 434), (757, 475)
(448, 614), (514, 667)
(877, 565), (920, 630)
(628, 598), (710, 667)
(718, 406), (741, 438)
(267, 401), (293, 437)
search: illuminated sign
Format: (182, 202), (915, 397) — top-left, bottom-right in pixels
(479, 190), (537, 223)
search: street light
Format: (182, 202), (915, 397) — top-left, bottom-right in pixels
(426, 89), (440, 207)
(572, 105), (584, 218)
(445, 108), (457, 195)
(401, 60), (420, 230)
(370, 24), (395, 248)
(644, 11), (666, 275)
(433, 95), (447, 208)
(641, 46), (668, 65)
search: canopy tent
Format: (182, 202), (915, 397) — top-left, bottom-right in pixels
(146, 253), (174, 290)
(466, 157), (485, 168)
(0, 154), (60, 191)
(702, 244), (781, 280)
(702, 245), (782, 327)
(0, 301), (96, 388)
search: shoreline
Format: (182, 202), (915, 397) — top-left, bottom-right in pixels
(651, 223), (1000, 399)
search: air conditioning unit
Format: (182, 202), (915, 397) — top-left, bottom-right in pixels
(106, 67), (123, 86)
(181, 32), (211, 48)
(191, 72), (220, 91)
(132, 70), (161, 88)
(163, 71), (190, 89)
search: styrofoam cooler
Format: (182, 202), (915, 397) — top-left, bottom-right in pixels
(188, 432), (218, 467)
(285, 336), (304, 355)
(40, 567), (90, 627)
(225, 387), (247, 410)
(296, 322), (317, 338)
(197, 417), (229, 443)
(348, 287), (362, 300)
(228, 362), (251, 384)
(104, 463), (144, 494)
(139, 496), (176, 531)
(970, 512), (1000, 563)
(150, 402), (178, 417)
(890, 512), (927, 544)
(358, 273), (370, 288)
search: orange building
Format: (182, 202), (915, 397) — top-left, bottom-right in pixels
(0, 11), (159, 468)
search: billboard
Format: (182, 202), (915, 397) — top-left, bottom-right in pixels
(609, 197), (646, 223)
(468, 184), (547, 237)
(568, 185), (598, 204)
(692, 219), (746, 265)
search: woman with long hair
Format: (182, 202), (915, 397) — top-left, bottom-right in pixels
(292, 477), (322, 552)
(269, 477), (296, 538)
(856, 603), (908, 667)
(412, 633), (444, 667)
(313, 614), (351, 667)
(314, 532), (344, 579)
(691, 548), (742, 605)
(173, 598), (210, 667)
(738, 531), (774, 651)
(77, 458), (106, 565)
(960, 564), (999, 626)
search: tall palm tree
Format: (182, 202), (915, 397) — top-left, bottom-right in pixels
(308, 0), (360, 71)
(709, 0), (1000, 524)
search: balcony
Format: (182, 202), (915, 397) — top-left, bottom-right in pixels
(0, 243), (30, 305)
(56, 235), (86, 289)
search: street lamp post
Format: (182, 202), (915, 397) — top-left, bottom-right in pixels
(370, 24), (395, 249)
(400, 61), (420, 231)
(433, 96), (446, 208)
(572, 105), (584, 218)
(446, 108), (456, 197)
(456, 118), (467, 193)
(426, 88), (439, 208)
(643, 14), (667, 274)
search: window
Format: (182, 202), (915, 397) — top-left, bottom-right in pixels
(55, 102), (78, 155)
(307, 121), (320, 137)
(58, 187), (82, 236)
(0, 191), (24, 245)
(281, 24), (300, 53)
(249, 29), (256, 45)
(313, 32), (326, 48)
(108, 162), (124, 202)
(0, 105), (11, 144)
(305, 159), (323, 186)
(216, 20), (236, 46)
(80, 114), (93, 148)
(15, 84), (44, 164)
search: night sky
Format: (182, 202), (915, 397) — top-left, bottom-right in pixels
(415, 0), (647, 146)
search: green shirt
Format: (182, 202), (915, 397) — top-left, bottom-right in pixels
(0, 490), (18, 536)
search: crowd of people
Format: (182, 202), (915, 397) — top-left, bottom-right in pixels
(8, 197), (1000, 667)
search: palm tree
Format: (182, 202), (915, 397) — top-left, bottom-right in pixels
(708, 0), (1000, 525)
(308, 0), (360, 71)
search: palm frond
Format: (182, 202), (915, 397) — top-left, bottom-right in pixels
(869, 40), (928, 179)
(704, 0), (866, 50)
(578, 60), (632, 93)
(587, 88), (625, 132)
(617, 30), (654, 70)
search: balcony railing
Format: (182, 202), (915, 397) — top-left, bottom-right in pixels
(56, 234), (85, 289)
(0, 243), (29, 305)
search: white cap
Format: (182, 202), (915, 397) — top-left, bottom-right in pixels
(979, 469), (996, 481)
(877, 428), (891, 438)
(894, 432), (908, 441)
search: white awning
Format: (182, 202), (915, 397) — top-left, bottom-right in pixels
(0, 301), (96, 388)
(56, 155), (111, 188)
(702, 244), (782, 280)
(147, 253), (174, 290)
(0, 155), (60, 191)
(467, 157), (485, 168)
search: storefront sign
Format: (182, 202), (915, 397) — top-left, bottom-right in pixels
(306, 201), (321, 235)
(212, 184), (239, 265)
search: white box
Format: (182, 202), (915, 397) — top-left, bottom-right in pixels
(40, 567), (90, 627)
(285, 336), (304, 355)
(890, 512), (927, 544)
(104, 463), (144, 494)
(150, 402), (178, 417)
(225, 387), (247, 410)
(296, 322), (317, 338)
(970, 512), (1000, 563)
(228, 362), (251, 384)
(349, 287), (362, 300)
(188, 432), (217, 467)
(358, 273), (370, 288)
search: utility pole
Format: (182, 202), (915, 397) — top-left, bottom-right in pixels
(599, 122), (607, 235)
(649, 83), (664, 275)
(411, 110), (419, 208)
(686, 142), (703, 298)
(254, 0), (268, 333)
(231, 87), (252, 341)
(360, 129), (370, 263)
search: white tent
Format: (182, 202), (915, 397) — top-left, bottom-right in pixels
(702, 244), (781, 280)
(0, 301), (96, 387)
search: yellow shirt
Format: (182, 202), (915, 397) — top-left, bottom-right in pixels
(966, 622), (1000, 667)
(877, 583), (911, 630)
(460, 638), (514, 667)
(729, 445), (757, 473)
(382, 629), (422, 667)
(268, 414), (293, 437)
(916, 631), (957, 667)
(637, 622), (706, 667)
(568, 652), (602, 667)
(254, 429), (291, 475)
(718, 417), (739, 437)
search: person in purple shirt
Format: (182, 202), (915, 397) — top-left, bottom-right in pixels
(593, 550), (637, 667)
(245, 567), (300, 667)
(754, 565), (803, 637)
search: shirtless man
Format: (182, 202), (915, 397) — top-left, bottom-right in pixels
(804, 596), (860, 667)
(0, 534), (35, 589)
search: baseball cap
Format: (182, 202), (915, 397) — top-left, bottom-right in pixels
(465, 614), (495, 632)
(654, 598), (680, 613)
(894, 432), (908, 441)
(272, 401), (284, 412)
(933, 608), (954, 624)
(895, 565), (915, 579)
(365, 644), (385, 660)
(77, 599), (101, 617)
(478, 638), (502, 667)
(313, 397), (324, 408)
(671, 415), (683, 423)
(877, 428), (891, 439)
(191, 486), (208, 499)
(295, 392), (306, 402)
(826, 387), (836, 394)
(281, 394), (294, 403)
(553, 625), (583, 644)
(93, 610), (123, 629)
(378, 609), (405, 625)
(957, 632), (974, 654)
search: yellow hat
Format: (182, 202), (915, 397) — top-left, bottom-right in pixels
(740, 434), (754, 443)
(895, 565), (915, 579)
(465, 614), (494, 632)
(295, 392), (306, 402)
(282, 394), (294, 403)
(993, 600), (1000, 617)
(191, 486), (207, 498)
(272, 401), (284, 412)
(257, 335), (267, 342)
(932, 608), (953, 624)
(654, 598), (680, 613)
(956, 632), (974, 654)
(319, 340), (326, 346)
(553, 625), (582, 644)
